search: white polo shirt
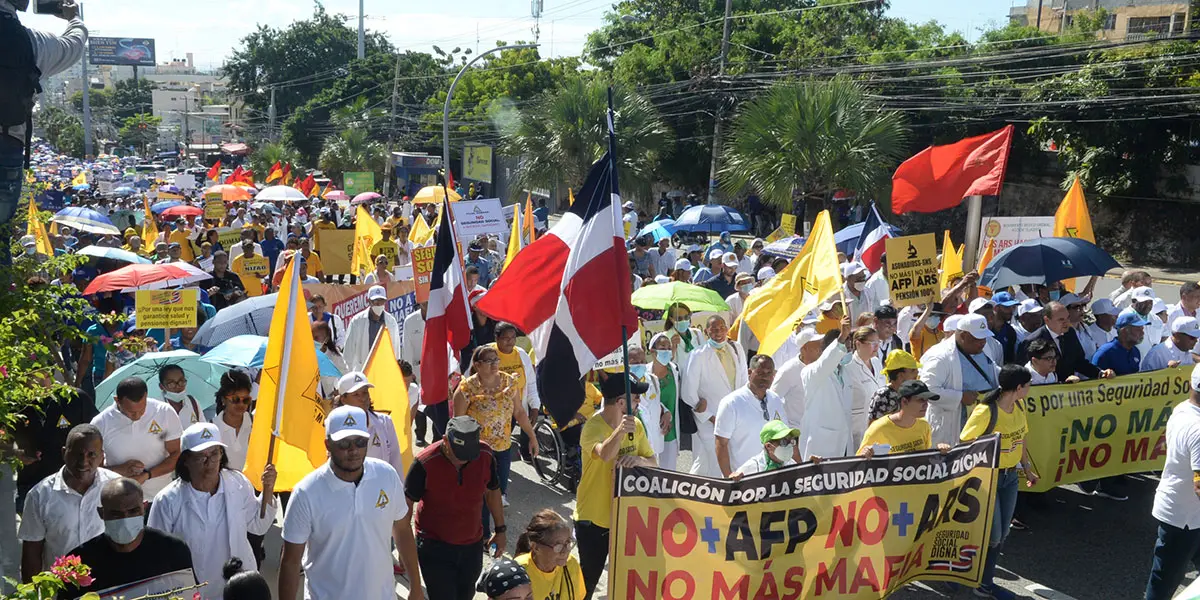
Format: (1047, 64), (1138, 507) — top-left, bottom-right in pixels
(282, 458), (408, 600)
(1141, 339), (1196, 373)
(1153, 401), (1200, 529)
(216, 412), (253, 471)
(18, 467), (120, 569)
(91, 399), (184, 498)
(714, 386), (787, 471)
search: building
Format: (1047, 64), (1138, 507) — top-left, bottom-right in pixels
(1009, 0), (1190, 40)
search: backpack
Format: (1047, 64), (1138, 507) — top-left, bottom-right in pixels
(0, 11), (42, 167)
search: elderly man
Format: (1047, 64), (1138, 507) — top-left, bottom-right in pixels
(1018, 301), (1111, 382)
(344, 285), (402, 371)
(714, 355), (786, 477)
(919, 314), (1001, 448)
(682, 315), (747, 477)
(1130, 287), (1168, 358)
(1080, 298), (1120, 360)
(1141, 317), (1200, 372)
(1012, 300), (1044, 344)
(841, 261), (873, 320)
(1110, 270), (1153, 309)
(797, 322), (855, 459)
(770, 328), (827, 429)
(90, 378), (182, 503)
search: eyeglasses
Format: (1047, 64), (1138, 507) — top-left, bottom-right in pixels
(537, 538), (576, 554)
(759, 399), (770, 421)
(334, 437), (369, 450)
(192, 449), (222, 464)
(480, 358), (501, 366)
(225, 396), (251, 406)
(163, 378), (187, 387)
(1035, 354), (1059, 362)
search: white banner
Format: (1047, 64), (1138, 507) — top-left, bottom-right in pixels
(979, 216), (1054, 260)
(453, 198), (508, 239)
(175, 173), (197, 189)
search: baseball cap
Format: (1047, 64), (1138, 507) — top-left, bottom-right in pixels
(673, 258), (692, 271)
(897, 379), (940, 401)
(721, 252), (738, 268)
(180, 422), (226, 453)
(599, 372), (650, 399)
(446, 416), (482, 461)
(336, 371), (374, 395)
(654, 274), (670, 284)
(819, 299), (838, 311)
(968, 297), (994, 314)
(884, 349), (921, 373)
(957, 314), (994, 340)
(794, 327), (824, 347)
(1131, 286), (1156, 303)
(19, 235), (35, 248)
(1017, 299), (1044, 317)
(759, 420), (800, 444)
(325, 405), (370, 441)
(468, 240), (483, 252)
(992, 291), (1020, 307)
(367, 285), (387, 301)
(1091, 298), (1119, 316)
(686, 244), (701, 254)
(622, 201), (634, 210)
(943, 314), (963, 332)
(1059, 293), (1087, 307)
(1116, 308), (1151, 329)
(757, 266), (776, 281)
(841, 262), (867, 279)
(1172, 316), (1200, 338)
(707, 248), (723, 261)
(1153, 298), (1167, 314)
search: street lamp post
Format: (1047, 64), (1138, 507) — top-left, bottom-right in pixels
(357, 0), (365, 60)
(442, 43), (538, 186)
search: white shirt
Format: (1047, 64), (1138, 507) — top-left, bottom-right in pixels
(215, 412), (252, 471)
(91, 399), (184, 497)
(282, 458), (408, 600)
(1136, 312), (1167, 360)
(714, 386), (786, 472)
(622, 212), (638, 240)
(1140, 338), (1196, 372)
(770, 357), (807, 429)
(1079, 322), (1114, 361)
(18, 468), (120, 570)
(863, 271), (890, 312)
(736, 452), (795, 477)
(1025, 363), (1058, 386)
(1153, 401), (1200, 529)
(1168, 303), (1197, 330)
(844, 353), (885, 442)
(168, 395), (207, 427)
(364, 411), (406, 477)
(736, 255), (754, 275)
(401, 310), (426, 382)
(651, 247), (677, 278)
(725, 292), (747, 324)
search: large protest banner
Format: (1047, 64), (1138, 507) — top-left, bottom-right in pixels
(1021, 366), (1188, 492)
(610, 436), (1000, 599)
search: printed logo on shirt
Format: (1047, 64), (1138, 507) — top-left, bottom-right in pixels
(148, 420), (163, 434)
(375, 490), (390, 508)
(372, 434), (381, 447)
(56, 415), (71, 429)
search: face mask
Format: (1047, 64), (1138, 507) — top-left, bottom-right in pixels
(655, 349), (673, 365)
(707, 339), (723, 349)
(161, 390), (187, 403)
(926, 316), (941, 329)
(769, 441), (793, 463)
(105, 515), (144, 545)
(1049, 290), (1061, 301)
(739, 284), (754, 294)
(851, 281), (864, 292)
(370, 305), (385, 317)
(628, 364), (648, 379)
(24, 247), (35, 255)
(674, 321), (690, 334)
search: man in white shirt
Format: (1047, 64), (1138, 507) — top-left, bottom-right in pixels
(841, 261), (873, 320)
(733, 241), (754, 274)
(724, 273), (755, 324)
(279, 405), (421, 600)
(1167, 281), (1200, 327)
(650, 238), (676, 278)
(90, 378), (183, 501)
(343, 285), (402, 371)
(1110, 270), (1152, 309)
(731, 420), (800, 479)
(621, 201), (638, 240)
(1131, 286), (1167, 359)
(862, 257), (891, 313)
(682, 315), (747, 478)
(1142, 317), (1200, 372)
(714, 355), (787, 477)
(1144, 363), (1200, 600)
(769, 328), (826, 429)
(1080, 299), (1120, 360)
(18, 425), (119, 580)
(1013, 300), (1044, 345)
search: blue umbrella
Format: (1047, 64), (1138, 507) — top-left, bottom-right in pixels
(134, 179), (152, 190)
(151, 200), (183, 213)
(202, 334), (342, 377)
(52, 206), (120, 235)
(980, 237), (1121, 289)
(834, 221), (903, 255)
(71, 183), (90, 191)
(672, 205), (749, 233)
(113, 186), (136, 196)
(77, 245), (152, 264)
(762, 235), (807, 259)
(638, 219), (676, 242)
(94, 349), (229, 411)
(159, 185), (181, 194)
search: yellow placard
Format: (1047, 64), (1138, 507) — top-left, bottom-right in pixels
(204, 199), (226, 221)
(463, 144), (493, 183)
(884, 233), (939, 307)
(780, 213), (797, 235)
(216, 227), (243, 250)
(134, 289), (199, 329)
(764, 227), (787, 243)
(317, 228), (356, 275)
(610, 436), (1000, 599)
(1021, 366), (1188, 492)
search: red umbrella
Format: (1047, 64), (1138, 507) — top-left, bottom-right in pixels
(83, 263), (212, 295)
(160, 205), (204, 218)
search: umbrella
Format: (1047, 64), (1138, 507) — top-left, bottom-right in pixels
(324, 190), (349, 201)
(160, 205), (203, 218)
(151, 200), (183, 213)
(979, 237), (1121, 290)
(204, 184), (252, 201)
(256, 185), (308, 202)
(51, 206), (120, 235)
(249, 201), (279, 214)
(159, 185), (181, 193)
(638, 219), (676, 242)
(201, 334), (342, 377)
(83, 263), (212, 294)
(113, 186), (136, 196)
(411, 185), (461, 204)
(191, 292), (279, 347)
(672, 204), (749, 233)
(834, 221), (903, 255)
(352, 192), (382, 205)
(762, 235), (807, 259)
(71, 183), (89, 191)
(631, 281), (730, 313)
(94, 349), (229, 411)
(77, 245), (152, 264)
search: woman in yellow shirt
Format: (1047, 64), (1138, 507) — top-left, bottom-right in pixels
(857, 380), (950, 457)
(958, 364), (1039, 600)
(514, 509), (586, 600)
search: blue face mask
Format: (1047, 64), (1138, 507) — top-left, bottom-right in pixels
(707, 339), (724, 349)
(1049, 290), (1061, 301)
(674, 321), (690, 334)
(655, 349), (673, 365)
(628, 364), (648, 379)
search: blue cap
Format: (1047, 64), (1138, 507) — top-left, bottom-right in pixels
(1116, 308), (1151, 329)
(992, 291), (1019, 307)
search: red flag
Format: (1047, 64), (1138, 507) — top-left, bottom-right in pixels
(206, 160), (222, 182)
(281, 164), (292, 185)
(300, 175), (317, 197)
(240, 169), (255, 185)
(266, 162), (283, 183)
(226, 165), (244, 184)
(891, 125), (1014, 214)
(420, 199), (472, 406)
(445, 168), (456, 192)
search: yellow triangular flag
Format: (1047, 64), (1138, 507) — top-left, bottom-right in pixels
(362, 330), (413, 472)
(244, 254), (328, 491)
(26, 196), (52, 255)
(141, 196), (159, 249)
(408, 212), (433, 246)
(938, 230), (964, 291)
(568, 187), (575, 206)
(523, 193), (537, 243)
(71, 171), (86, 186)
(1054, 178), (1095, 292)
(351, 206), (382, 277)
(503, 203), (523, 271)
(742, 210), (843, 357)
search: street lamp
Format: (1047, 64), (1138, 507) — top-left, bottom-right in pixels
(442, 43), (538, 185)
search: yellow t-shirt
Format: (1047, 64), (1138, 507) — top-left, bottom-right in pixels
(371, 240), (400, 269)
(303, 252), (324, 275)
(960, 402), (1028, 469)
(574, 413), (652, 528)
(232, 254), (270, 297)
(909, 326), (941, 360)
(488, 344), (527, 402)
(386, 216), (407, 230)
(168, 229), (195, 262)
(516, 553), (586, 600)
(858, 416), (932, 456)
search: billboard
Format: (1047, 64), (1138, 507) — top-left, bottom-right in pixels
(343, 171), (375, 196)
(463, 144), (492, 183)
(89, 37), (156, 67)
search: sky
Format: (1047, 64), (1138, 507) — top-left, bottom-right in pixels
(19, 0), (1019, 72)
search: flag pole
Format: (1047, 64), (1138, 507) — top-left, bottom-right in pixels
(962, 195), (983, 272)
(607, 86), (634, 440)
(261, 253), (298, 518)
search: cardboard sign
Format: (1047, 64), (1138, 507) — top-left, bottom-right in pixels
(316, 228), (356, 275)
(412, 245), (437, 303)
(175, 173), (196, 190)
(979, 216), (1053, 261)
(884, 233), (939, 307)
(97, 181), (113, 195)
(452, 198), (508, 239)
(204, 199), (226, 221)
(134, 289), (198, 329)
(780, 213), (797, 235)
(764, 227), (787, 243)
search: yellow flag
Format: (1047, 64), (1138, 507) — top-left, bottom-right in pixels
(524, 194), (537, 243)
(568, 188), (575, 207)
(244, 254), (328, 491)
(742, 210), (843, 357)
(938, 230), (964, 291)
(1054, 178), (1095, 292)
(71, 171), (86, 186)
(408, 212), (433, 246)
(351, 206), (382, 276)
(976, 240), (996, 297)
(320, 180), (333, 199)
(362, 330), (413, 472)
(26, 196), (52, 255)
(504, 203), (523, 271)
(141, 196), (159, 247)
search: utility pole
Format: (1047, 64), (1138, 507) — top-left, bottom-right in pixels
(383, 55), (402, 197)
(268, 88), (277, 142)
(357, 0), (366, 60)
(80, 5), (92, 158)
(705, 0), (733, 204)
(1035, 0), (1044, 30)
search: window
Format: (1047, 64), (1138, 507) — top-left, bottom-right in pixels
(1103, 13), (1116, 30)
(1172, 12), (1186, 34)
(1127, 16), (1171, 35)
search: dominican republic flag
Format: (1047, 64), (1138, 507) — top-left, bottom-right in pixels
(477, 152), (637, 426)
(853, 202), (892, 273)
(419, 196), (473, 406)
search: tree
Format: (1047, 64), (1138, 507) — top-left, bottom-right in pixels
(720, 76), (908, 224)
(35, 106), (85, 157)
(318, 97), (388, 185)
(109, 78), (154, 120)
(118, 113), (161, 154)
(500, 77), (672, 200)
(248, 141), (301, 183)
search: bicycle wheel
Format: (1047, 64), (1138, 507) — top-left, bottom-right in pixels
(531, 417), (564, 486)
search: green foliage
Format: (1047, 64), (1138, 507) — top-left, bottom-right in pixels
(118, 113), (161, 152)
(248, 141), (301, 181)
(318, 97), (389, 183)
(108, 78), (155, 120)
(35, 106), (85, 158)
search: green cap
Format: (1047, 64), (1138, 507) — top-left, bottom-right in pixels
(759, 419), (800, 444)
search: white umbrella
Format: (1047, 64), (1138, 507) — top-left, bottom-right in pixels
(255, 185), (308, 202)
(77, 245), (152, 264)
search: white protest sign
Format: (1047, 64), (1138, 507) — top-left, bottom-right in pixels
(453, 198), (508, 238)
(175, 173), (197, 190)
(97, 181), (113, 195)
(979, 216), (1054, 260)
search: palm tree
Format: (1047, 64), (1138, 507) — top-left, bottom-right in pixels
(501, 77), (672, 201)
(249, 141), (300, 183)
(318, 98), (388, 186)
(720, 76), (909, 226)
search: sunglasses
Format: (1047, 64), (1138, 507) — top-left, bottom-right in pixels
(334, 437), (369, 450)
(225, 396), (251, 405)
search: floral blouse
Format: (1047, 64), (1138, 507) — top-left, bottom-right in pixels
(460, 372), (519, 451)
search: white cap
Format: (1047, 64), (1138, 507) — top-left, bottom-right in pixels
(957, 314), (995, 340)
(19, 235), (36, 248)
(325, 405), (370, 441)
(819, 298), (838, 311)
(841, 261), (868, 279)
(1172, 316), (1200, 338)
(181, 422), (226, 453)
(1091, 298), (1119, 316)
(968, 297), (994, 314)
(794, 327), (824, 347)
(721, 252), (738, 268)
(1153, 297), (1167, 314)
(1058, 293), (1086, 307)
(686, 244), (701, 253)
(943, 314), (963, 332)
(1017, 299), (1044, 317)
(673, 258), (692, 271)
(367, 285), (387, 301)
(653, 274), (670, 284)
(706, 248), (723, 261)
(757, 266), (776, 282)
(622, 201), (634, 210)
(1131, 286), (1156, 303)
(336, 371), (374, 395)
